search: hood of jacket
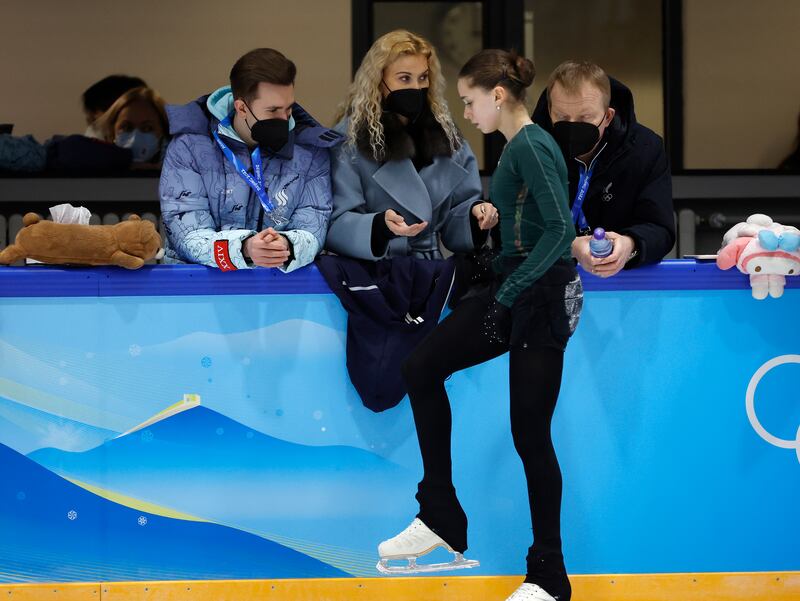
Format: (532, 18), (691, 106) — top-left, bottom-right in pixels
(166, 86), (342, 155)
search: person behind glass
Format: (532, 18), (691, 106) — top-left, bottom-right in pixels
(531, 61), (675, 278)
(82, 75), (147, 139)
(94, 87), (169, 167)
(377, 50), (581, 601)
(160, 48), (340, 271)
(44, 86), (168, 174)
(325, 29), (497, 261)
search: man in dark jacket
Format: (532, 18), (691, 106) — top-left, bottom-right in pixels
(532, 61), (674, 277)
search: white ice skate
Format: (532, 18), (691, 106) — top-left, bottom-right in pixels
(504, 583), (558, 601)
(376, 518), (479, 575)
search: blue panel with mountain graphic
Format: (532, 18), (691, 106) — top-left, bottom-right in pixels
(0, 277), (798, 582)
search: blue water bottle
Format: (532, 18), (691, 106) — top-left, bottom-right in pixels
(590, 227), (613, 258)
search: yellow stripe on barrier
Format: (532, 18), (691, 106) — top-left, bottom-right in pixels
(2, 572), (798, 601)
(0, 582), (100, 600)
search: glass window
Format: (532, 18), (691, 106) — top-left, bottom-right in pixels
(523, 0), (664, 139)
(683, 0), (800, 170)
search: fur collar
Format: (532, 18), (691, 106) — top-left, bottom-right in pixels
(355, 108), (458, 163)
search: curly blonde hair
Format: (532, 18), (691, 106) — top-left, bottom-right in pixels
(94, 86), (169, 143)
(336, 29), (460, 161)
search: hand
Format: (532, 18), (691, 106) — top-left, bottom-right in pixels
(592, 233), (635, 278)
(572, 233), (634, 278)
(571, 235), (597, 275)
(471, 202), (499, 230)
(243, 227), (290, 268)
(385, 209), (428, 237)
(481, 300), (511, 345)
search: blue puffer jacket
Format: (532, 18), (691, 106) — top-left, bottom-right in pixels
(159, 87), (342, 271)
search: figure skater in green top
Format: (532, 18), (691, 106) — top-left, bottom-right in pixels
(376, 50), (582, 601)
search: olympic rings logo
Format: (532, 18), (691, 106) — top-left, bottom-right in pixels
(745, 354), (800, 463)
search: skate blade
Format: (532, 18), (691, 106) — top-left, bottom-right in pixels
(376, 556), (480, 575)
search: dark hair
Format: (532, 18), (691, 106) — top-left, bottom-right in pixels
(458, 49), (535, 101)
(230, 48), (296, 101)
(82, 75), (147, 114)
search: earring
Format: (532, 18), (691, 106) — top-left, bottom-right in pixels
(496, 105), (501, 111)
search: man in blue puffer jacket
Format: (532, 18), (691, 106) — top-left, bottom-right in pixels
(160, 48), (342, 272)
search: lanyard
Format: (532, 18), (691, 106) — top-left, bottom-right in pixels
(212, 113), (275, 212)
(571, 161), (595, 235)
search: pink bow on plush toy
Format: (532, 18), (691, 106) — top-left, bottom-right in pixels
(716, 214), (800, 299)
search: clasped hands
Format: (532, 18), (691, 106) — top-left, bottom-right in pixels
(243, 227), (291, 268)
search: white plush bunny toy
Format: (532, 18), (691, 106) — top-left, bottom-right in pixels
(716, 214), (800, 299)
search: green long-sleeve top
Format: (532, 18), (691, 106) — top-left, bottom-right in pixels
(490, 124), (575, 307)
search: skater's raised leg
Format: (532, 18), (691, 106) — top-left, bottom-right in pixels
(402, 295), (507, 552)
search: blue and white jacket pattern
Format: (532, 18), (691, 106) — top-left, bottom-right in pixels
(159, 87), (341, 271)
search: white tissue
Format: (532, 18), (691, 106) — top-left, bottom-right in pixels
(49, 203), (91, 225)
(26, 203), (92, 264)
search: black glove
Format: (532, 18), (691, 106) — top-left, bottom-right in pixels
(470, 248), (500, 285)
(450, 248), (500, 310)
(481, 300), (511, 345)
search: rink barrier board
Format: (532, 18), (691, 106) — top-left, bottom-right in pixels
(1, 260), (797, 594)
(0, 259), (771, 298)
(2, 573), (799, 600)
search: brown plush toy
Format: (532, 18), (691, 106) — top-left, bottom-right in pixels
(0, 213), (164, 269)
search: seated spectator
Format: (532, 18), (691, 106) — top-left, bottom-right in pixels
(82, 75), (147, 138)
(532, 61), (675, 277)
(95, 87), (169, 166)
(159, 48), (341, 272)
(45, 86), (168, 173)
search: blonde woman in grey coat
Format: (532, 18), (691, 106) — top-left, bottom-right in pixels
(326, 29), (498, 261)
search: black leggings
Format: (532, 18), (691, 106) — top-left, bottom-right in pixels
(402, 294), (568, 580)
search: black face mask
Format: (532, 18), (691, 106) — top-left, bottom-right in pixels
(383, 83), (429, 122)
(552, 116), (606, 159)
(244, 100), (290, 153)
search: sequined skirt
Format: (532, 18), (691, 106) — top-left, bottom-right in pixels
(465, 257), (584, 351)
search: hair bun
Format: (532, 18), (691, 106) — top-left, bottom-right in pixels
(511, 52), (535, 88)
(459, 48), (535, 102)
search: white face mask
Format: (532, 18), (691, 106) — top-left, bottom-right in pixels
(115, 130), (161, 162)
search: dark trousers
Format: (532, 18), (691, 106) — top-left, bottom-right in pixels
(401, 294), (570, 589)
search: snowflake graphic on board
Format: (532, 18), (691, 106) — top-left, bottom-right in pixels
(138, 516), (148, 526)
(67, 510), (78, 521)
(129, 344), (142, 357)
